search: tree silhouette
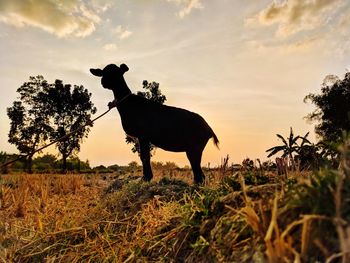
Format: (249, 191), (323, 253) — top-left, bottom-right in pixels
(45, 80), (96, 172)
(7, 76), (52, 173)
(293, 133), (325, 170)
(125, 80), (166, 156)
(304, 72), (350, 143)
(266, 127), (306, 170)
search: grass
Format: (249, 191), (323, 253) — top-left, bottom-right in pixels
(1, 144), (350, 262)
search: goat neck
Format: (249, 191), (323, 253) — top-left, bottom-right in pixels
(112, 78), (132, 102)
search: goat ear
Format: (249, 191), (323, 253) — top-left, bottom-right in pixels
(120, 64), (129, 74)
(90, 68), (103, 77)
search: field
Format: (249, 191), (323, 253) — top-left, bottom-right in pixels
(1, 148), (350, 262)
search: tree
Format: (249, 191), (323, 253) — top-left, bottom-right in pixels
(0, 151), (7, 164)
(7, 76), (52, 173)
(266, 127), (307, 170)
(304, 72), (350, 143)
(33, 153), (57, 171)
(45, 80), (97, 172)
(0, 151), (9, 173)
(295, 137), (323, 170)
(34, 153), (57, 165)
(125, 80), (166, 155)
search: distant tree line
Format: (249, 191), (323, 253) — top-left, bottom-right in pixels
(0, 152), (90, 173)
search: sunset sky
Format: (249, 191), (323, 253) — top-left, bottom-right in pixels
(0, 0), (349, 167)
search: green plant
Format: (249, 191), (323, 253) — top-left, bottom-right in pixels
(266, 127), (308, 170)
(243, 171), (270, 186)
(220, 174), (241, 192)
(287, 170), (337, 216)
(279, 139), (350, 261)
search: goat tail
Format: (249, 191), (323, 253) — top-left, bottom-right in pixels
(211, 131), (220, 149)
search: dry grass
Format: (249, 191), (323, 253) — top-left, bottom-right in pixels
(0, 173), (105, 262)
(0, 151), (349, 263)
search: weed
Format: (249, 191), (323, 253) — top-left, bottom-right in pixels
(1, 145), (350, 263)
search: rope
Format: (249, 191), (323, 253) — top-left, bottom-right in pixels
(1, 107), (112, 169)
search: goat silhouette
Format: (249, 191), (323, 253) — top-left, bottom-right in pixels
(90, 63), (219, 184)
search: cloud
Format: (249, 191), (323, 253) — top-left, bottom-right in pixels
(113, 25), (132, 40)
(249, 0), (343, 37)
(244, 33), (323, 56)
(338, 12), (350, 35)
(103, 43), (117, 51)
(283, 36), (321, 52)
(0, 0), (103, 38)
(167, 0), (203, 18)
(90, 0), (114, 13)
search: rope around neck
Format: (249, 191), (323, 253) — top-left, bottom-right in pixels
(109, 93), (132, 108)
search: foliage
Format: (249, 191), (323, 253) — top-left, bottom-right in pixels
(280, 139), (350, 261)
(220, 171), (270, 192)
(125, 80), (166, 155)
(243, 171), (270, 186)
(107, 164), (120, 171)
(45, 80), (96, 172)
(7, 76), (53, 172)
(33, 153), (57, 172)
(241, 158), (255, 171)
(7, 76), (96, 173)
(55, 157), (91, 172)
(1, 151), (91, 173)
(304, 72), (350, 155)
(295, 141), (325, 170)
(285, 169), (337, 217)
(0, 151), (10, 174)
(266, 127), (311, 170)
(0, 151), (7, 163)
(0, 153), (25, 172)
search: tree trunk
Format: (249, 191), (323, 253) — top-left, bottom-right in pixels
(78, 159), (81, 173)
(26, 155), (33, 174)
(62, 154), (67, 173)
(1, 155), (9, 174)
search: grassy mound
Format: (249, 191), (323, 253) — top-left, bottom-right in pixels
(1, 143), (350, 262)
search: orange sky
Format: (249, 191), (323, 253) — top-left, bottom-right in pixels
(0, 0), (349, 167)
